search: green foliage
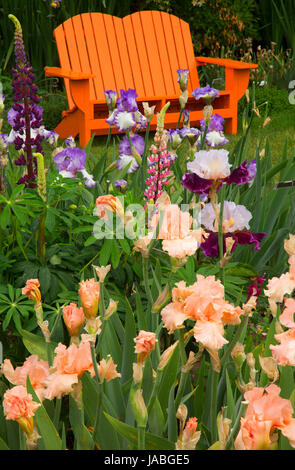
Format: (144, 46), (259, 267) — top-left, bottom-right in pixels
(144, 0), (258, 57)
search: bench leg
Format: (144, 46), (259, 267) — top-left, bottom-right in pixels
(54, 110), (80, 139)
(225, 115), (237, 135)
(79, 121), (92, 148)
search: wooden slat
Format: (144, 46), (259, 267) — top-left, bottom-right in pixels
(160, 12), (181, 96)
(63, 18), (82, 73)
(71, 15), (95, 100)
(102, 14), (126, 91)
(138, 11), (166, 96)
(128, 12), (154, 96)
(169, 14), (194, 93)
(91, 13), (117, 95)
(180, 19), (200, 89)
(151, 11), (177, 95)
(53, 24), (74, 109)
(122, 15), (145, 96)
(112, 16), (135, 90)
(81, 13), (105, 99)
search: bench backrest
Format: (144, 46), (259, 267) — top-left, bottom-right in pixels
(53, 11), (200, 108)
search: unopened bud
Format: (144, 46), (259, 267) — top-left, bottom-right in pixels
(130, 388), (148, 427)
(176, 404), (188, 433)
(105, 299), (118, 320)
(231, 342), (246, 370)
(203, 105), (213, 123)
(217, 410), (231, 450)
(152, 284), (170, 313)
(133, 363), (143, 384)
(179, 90), (189, 110)
(142, 102), (156, 122)
(259, 356), (279, 382)
(263, 117), (272, 128)
(259, 148), (265, 158)
(245, 89), (250, 103)
(158, 341), (179, 370)
(182, 351), (199, 373)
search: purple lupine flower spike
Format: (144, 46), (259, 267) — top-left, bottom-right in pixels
(177, 69), (189, 92)
(8, 15), (45, 186)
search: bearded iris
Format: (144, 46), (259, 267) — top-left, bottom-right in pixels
(182, 149), (256, 195)
(54, 148), (95, 188)
(106, 89), (146, 132)
(199, 201), (266, 258)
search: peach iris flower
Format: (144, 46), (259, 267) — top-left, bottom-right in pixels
(1, 356), (49, 401)
(149, 203), (204, 259)
(43, 342), (94, 400)
(95, 195), (124, 221)
(235, 385), (295, 450)
(270, 328), (295, 367)
(161, 281), (195, 333)
(279, 298), (295, 329)
(161, 275), (242, 352)
(22, 279), (41, 303)
(63, 303), (85, 337)
(98, 356), (121, 382)
(176, 417), (201, 450)
(78, 278), (100, 319)
(264, 270), (295, 316)
(134, 330), (157, 362)
(3, 385), (40, 422)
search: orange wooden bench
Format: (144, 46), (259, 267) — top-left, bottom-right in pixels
(44, 11), (258, 147)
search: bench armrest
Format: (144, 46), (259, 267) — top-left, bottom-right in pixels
(195, 57), (258, 70)
(44, 67), (95, 80)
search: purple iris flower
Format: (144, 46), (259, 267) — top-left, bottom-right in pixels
(167, 129), (182, 151)
(106, 88), (147, 132)
(54, 148), (86, 174)
(182, 173), (214, 195)
(192, 85), (219, 104)
(54, 148), (95, 188)
(182, 152), (257, 194)
(200, 231), (266, 258)
(180, 127), (201, 146)
(114, 179), (127, 191)
(224, 160), (257, 186)
(117, 89), (138, 113)
(177, 69), (189, 92)
(119, 134), (145, 156)
(200, 113), (224, 132)
(64, 136), (76, 148)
